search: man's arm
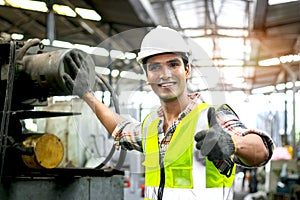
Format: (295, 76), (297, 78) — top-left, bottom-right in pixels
(232, 133), (269, 166)
(82, 92), (125, 134)
(195, 106), (274, 167)
(62, 51), (144, 153)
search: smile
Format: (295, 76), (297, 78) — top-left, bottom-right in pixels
(158, 82), (176, 88)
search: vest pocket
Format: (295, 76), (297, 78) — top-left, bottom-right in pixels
(170, 166), (193, 188)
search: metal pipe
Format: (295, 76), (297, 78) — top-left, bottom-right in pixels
(281, 63), (297, 158)
(46, 0), (56, 45)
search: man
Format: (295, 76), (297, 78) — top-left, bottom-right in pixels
(63, 26), (274, 200)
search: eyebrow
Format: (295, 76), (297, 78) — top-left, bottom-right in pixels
(147, 58), (182, 66)
(166, 58), (182, 64)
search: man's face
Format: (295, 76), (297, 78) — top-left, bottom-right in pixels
(145, 53), (190, 102)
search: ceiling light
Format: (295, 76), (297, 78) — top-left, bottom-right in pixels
(41, 39), (50, 45)
(90, 47), (109, 57)
(285, 82), (294, 89)
(268, 0), (298, 5)
(73, 44), (91, 53)
(5, 0), (48, 12)
(110, 50), (124, 59)
(103, 91), (111, 106)
(274, 81), (300, 91)
(259, 54), (300, 66)
(75, 8), (101, 21)
(259, 58), (280, 66)
(3, 1), (102, 23)
(276, 83), (286, 91)
(124, 52), (136, 60)
(95, 66), (110, 75)
(252, 86), (275, 94)
(11, 33), (24, 40)
(52, 40), (74, 48)
(280, 54), (300, 63)
(53, 4), (76, 17)
(111, 69), (119, 77)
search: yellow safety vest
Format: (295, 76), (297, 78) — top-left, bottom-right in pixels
(142, 103), (236, 200)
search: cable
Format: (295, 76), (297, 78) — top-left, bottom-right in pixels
(93, 73), (126, 170)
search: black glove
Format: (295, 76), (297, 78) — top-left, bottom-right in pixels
(62, 50), (94, 97)
(194, 107), (235, 161)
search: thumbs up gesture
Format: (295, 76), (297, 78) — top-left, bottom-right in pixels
(194, 107), (236, 161)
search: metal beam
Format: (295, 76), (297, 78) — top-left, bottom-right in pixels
(253, 0), (268, 31)
(130, 0), (159, 25)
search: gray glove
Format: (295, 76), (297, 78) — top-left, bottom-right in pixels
(194, 107), (235, 161)
(63, 50), (93, 97)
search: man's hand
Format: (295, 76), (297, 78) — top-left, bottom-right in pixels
(62, 50), (94, 97)
(194, 107), (236, 161)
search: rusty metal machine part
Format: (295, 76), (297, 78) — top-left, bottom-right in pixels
(21, 48), (95, 96)
(0, 39), (123, 178)
(1, 39), (96, 110)
(21, 134), (64, 169)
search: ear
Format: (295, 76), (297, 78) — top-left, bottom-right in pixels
(185, 64), (191, 79)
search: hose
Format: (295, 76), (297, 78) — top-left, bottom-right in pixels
(93, 73), (126, 170)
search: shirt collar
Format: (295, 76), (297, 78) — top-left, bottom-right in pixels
(156, 92), (203, 121)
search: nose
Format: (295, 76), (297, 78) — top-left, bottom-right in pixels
(159, 66), (172, 79)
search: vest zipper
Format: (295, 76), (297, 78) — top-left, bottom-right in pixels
(157, 153), (165, 200)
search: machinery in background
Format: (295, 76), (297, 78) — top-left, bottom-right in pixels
(0, 39), (124, 199)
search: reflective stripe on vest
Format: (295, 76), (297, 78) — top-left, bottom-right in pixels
(141, 103), (236, 199)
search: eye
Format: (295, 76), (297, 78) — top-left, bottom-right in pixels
(147, 63), (161, 71)
(168, 61), (180, 69)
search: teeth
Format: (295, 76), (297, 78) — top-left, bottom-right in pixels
(160, 83), (174, 87)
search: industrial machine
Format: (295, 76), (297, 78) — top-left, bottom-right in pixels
(0, 39), (124, 199)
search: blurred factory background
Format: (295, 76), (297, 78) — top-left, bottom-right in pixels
(0, 0), (299, 199)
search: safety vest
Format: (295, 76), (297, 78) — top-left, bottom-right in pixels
(141, 103), (236, 200)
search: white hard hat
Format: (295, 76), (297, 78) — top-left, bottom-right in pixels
(136, 26), (190, 64)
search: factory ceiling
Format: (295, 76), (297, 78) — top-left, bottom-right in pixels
(0, 0), (299, 94)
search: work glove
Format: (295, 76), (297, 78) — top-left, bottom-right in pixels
(62, 50), (94, 97)
(194, 107), (236, 161)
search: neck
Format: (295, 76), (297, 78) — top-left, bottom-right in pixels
(160, 93), (190, 126)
